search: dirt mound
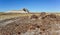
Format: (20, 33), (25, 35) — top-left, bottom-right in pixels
(0, 13), (60, 35)
(30, 15), (38, 19)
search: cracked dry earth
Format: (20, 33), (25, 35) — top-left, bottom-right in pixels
(0, 14), (60, 35)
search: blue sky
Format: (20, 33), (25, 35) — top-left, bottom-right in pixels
(0, 0), (60, 12)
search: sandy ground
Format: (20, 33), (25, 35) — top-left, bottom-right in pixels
(0, 13), (60, 35)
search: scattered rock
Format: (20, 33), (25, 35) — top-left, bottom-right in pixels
(0, 13), (60, 35)
(30, 15), (38, 20)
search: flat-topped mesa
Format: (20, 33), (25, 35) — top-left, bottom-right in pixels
(6, 8), (29, 13)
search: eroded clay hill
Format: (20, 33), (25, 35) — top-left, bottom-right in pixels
(0, 13), (60, 35)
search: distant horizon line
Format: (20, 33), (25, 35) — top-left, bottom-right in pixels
(0, 11), (60, 13)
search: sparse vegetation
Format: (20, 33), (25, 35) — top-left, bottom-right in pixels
(0, 12), (60, 35)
